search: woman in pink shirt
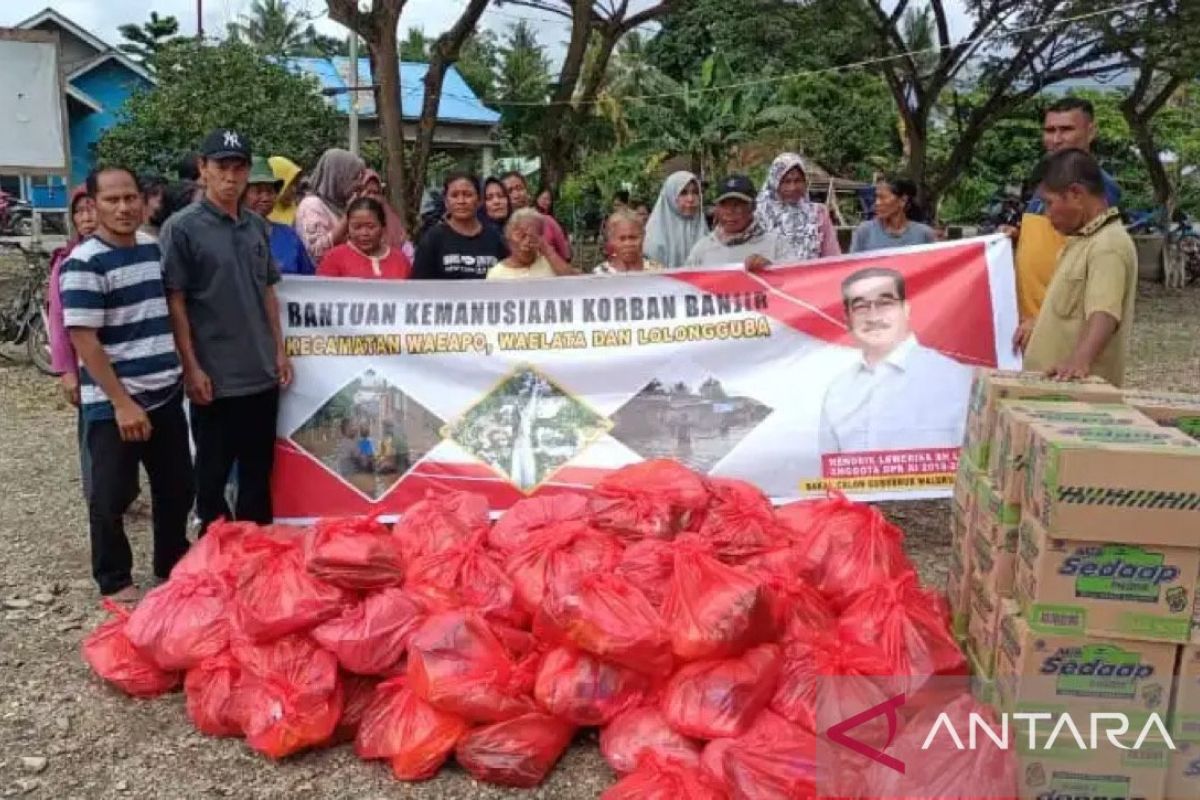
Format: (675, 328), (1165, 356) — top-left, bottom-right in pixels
(47, 186), (98, 496)
(294, 148), (365, 264)
(317, 198), (412, 280)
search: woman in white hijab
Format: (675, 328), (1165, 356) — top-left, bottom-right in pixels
(755, 153), (841, 261)
(644, 171), (708, 269)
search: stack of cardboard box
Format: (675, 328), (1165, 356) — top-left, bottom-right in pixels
(951, 370), (1200, 799)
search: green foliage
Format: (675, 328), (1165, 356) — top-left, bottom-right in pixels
(96, 40), (339, 177)
(400, 27), (431, 62)
(555, 149), (667, 237)
(117, 12), (185, 67)
(495, 21), (551, 155)
(226, 0), (329, 57)
(457, 29), (501, 100)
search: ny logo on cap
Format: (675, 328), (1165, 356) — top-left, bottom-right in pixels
(223, 131), (241, 148)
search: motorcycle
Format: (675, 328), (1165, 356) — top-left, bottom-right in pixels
(0, 243), (53, 374)
(0, 190), (34, 237)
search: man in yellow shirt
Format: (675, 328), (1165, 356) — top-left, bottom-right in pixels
(1022, 149), (1137, 387)
(1008, 98), (1121, 349)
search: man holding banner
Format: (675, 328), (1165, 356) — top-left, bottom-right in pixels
(817, 267), (974, 455)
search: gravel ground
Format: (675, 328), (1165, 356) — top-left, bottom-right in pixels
(0, 278), (1195, 799)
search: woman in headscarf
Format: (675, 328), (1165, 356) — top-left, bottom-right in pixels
(47, 186), (98, 496)
(755, 153), (841, 261)
(294, 148), (365, 263)
(358, 168), (414, 261)
(267, 156), (303, 226)
(644, 171), (708, 269)
(479, 176), (512, 233)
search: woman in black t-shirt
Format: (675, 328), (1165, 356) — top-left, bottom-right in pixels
(412, 172), (509, 279)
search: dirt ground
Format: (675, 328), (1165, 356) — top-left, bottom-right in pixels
(0, 281), (1196, 799)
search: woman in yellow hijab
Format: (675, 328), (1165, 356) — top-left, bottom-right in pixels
(267, 156), (303, 225)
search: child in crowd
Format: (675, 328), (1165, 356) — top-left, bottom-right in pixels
(317, 197), (412, 279)
(486, 208), (577, 280)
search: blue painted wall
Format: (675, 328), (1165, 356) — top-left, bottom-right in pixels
(67, 59), (152, 187)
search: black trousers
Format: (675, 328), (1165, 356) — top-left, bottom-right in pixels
(86, 395), (194, 595)
(190, 387), (279, 534)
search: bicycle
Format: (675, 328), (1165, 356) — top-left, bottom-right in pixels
(0, 242), (53, 374)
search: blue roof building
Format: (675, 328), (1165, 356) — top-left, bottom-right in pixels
(8, 8), (155, 207)
(286, 57), (501, 170)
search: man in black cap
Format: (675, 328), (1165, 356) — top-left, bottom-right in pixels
(684, 174), (798, 269)
(161, 128), (292, 534)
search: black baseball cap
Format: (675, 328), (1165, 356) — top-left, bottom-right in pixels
(715, 174), (756, 203)
(200, 127), (251, 162)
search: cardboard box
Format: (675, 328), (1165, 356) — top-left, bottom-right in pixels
(1175, 645), (1200, 742)
(1024, 423), (1200, 546)
(967, 580), (1017, 677)
(988, 401), (1156, 506)
(946, 531), (972, 637)
(1016, 513), (1199, 643)
(1018, 736), (1169, 800)
(953, 452), (980, 514)
(1125, 389), (1200, 442)
(962, 370), (1121, 468)
(966, 643), (996, 704)
(972, 512), (1018, 598)
(974, 475), (1020, 548)
(995, 612), (1176, 723)
(1167, 741), (1200, 799)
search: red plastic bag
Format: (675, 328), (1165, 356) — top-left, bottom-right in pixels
(506, 522), (624, 614)
(310, 588), (425, 676)
(838, 571), (966, 689)
(859, 694), (1018, 800)
(588, 460), (710, 540)
(331, 673), (379, 745)
(602, 754), (728, 800)
(662, 643), (782, 739)
(170, 520), (258, 583)
(82, 599), (180, 698)
(781, 493), (910, 608)
(723, 730), (819, 800)
(697, 479), (787, 561)
(229, 634), (342, 759)
(355, 675), (469, 780)
(405, 532), (526, 627)
(601, 706), (702, 775)
(233, 534), (349, 642)
(489, 493), (589, 554)
(124, 572), (231, 670)
(614, 539), (675, 608)
(769, 578), (836, 643)
(699, 708), (795, 785)
(534, 645), (649, 726)
(184, 650), (242, 737)
(305, 516), (405, 590)
(770, 633), (894, 731)
(393, 490), (489, 563)
(660, 537), (777, 662)
(406, 611), (537, 723)
(456, 712), (576, 788)
(534, 572), (672, 677)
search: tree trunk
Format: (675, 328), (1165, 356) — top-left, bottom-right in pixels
(371, 20), (408, 224)
(408, 0), (490, 221)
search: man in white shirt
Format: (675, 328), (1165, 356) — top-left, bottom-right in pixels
(818, 267), (973, 454)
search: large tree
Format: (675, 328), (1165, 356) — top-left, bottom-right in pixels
(1097, 0), (1200, 247)
(856, 0), (1129, 214)
(327, 0), (491, 224)
(495, 21), (552, 154)
(399, 27), (431, 61)
(228, 0), (327, 56)
(498, 0), (673, 190)
(117, 12), (185, 67)
(97, 40), (339, 175)
(457, 28), (502, 100)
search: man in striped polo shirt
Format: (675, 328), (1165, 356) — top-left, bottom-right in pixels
(61, 166), (194, 601)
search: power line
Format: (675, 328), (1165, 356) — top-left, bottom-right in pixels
(440, 0), (1152, 110)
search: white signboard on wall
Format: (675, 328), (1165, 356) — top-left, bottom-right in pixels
(0, 29), (69, 173)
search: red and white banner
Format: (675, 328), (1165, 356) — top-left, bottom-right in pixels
(272, 235), (1018, 518)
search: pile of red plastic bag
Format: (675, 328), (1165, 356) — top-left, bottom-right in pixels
(81, 459), (990, 797)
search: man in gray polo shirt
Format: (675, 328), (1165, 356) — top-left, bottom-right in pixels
(162, 128), (292, 534)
